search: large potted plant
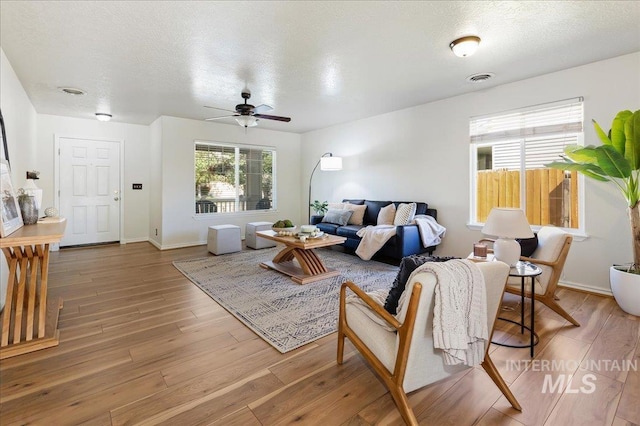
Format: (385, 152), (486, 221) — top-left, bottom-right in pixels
(547, 109), (639, 316)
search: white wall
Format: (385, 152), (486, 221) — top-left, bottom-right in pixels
(302, 52), (640, 294)
(148, 117), (163, 247)
(155, 116), (301, 249)
(0, 48), (38, 310)
(36, 115), (151, 243)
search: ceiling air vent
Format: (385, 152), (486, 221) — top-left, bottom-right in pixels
(58, 87), (86, 95)
(466, 73), (495, 84)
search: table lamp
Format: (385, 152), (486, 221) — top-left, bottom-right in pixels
(481, 208), (533, 266)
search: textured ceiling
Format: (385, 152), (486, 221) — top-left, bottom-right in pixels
(1, 1), (639, 133)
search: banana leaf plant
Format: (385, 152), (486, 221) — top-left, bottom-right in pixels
(546, 109), (640, 269)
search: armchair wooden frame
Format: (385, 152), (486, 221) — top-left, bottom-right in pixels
(481, 234), (579, 326)
(337, 280), (521, 426)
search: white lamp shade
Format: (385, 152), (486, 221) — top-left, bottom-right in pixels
(482, 208), (533, 267)
(481, 208), (533, 239)
(320, 156), (342, 171)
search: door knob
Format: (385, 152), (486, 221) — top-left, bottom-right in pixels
(114, 197), (120, 201)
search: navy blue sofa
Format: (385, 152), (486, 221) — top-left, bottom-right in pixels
(310, 199), (438, 260)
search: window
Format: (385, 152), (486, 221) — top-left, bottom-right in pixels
(195, 142), (276, 214)
(470, 98), (584, 229)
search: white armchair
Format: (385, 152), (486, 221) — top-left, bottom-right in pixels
(337, 261), (521, 425)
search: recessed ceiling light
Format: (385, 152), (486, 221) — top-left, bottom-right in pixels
(58, 87), (86, 96)
(449, 36), (481, 57)
(466, 72), (495, 83)
(95, 113), (112, 122)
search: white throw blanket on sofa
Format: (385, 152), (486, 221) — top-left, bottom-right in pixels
(401, 259), (488, 366)
(413, 215), (446, 247)
(355, 225), (396, 260)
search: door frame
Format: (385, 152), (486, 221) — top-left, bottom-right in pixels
(54, 134), (125, 245)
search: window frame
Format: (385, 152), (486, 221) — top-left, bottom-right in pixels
(194, 140), (277, 216)
(467, 99), (587, 239)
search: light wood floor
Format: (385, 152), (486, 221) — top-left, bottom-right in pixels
(0, 242), (638, 425)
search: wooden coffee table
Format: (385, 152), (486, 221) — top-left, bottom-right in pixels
(256, 230), (347, 284)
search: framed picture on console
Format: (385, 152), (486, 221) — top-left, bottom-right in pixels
(1, 159), (23, 237)
(0, 109), (9, 167)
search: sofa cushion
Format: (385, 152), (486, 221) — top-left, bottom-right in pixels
(517, 233), (539, 257)
(377, 203), (396, 225)
(344, 203), (367, 225)
(322, 209), (353, 226)
(394, 202), (417, 226)
(395, 201), (428, 216)
(336, 225), (364, 239)
(316, 222), (340, 234)
(363, 200), (392, 226)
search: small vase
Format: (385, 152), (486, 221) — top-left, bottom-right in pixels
(19, 195), (39, 225)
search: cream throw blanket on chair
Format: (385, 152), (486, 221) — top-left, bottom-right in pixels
(401, 259), (488, 366)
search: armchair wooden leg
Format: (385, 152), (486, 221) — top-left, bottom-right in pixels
(541, 296), (580, 326)
(337, 325), (345, 365)
(389, 386), (418, 426)
(482, 355), (522, 411)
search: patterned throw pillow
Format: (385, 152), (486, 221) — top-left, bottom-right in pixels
(377, 203), (396, 225)
(343, 203), (367, 225)
(393, 202), (417, 226)
(321, 209), (353, 226)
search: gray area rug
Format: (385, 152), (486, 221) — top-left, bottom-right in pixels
(173, 248), (398, 353)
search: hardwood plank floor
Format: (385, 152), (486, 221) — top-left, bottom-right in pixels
(0, 242), (638, 425)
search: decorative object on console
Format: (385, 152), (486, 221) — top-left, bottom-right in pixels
(481, 207), (533, 266)
(44, 206), (59, 217)
(16, 189), (38, 225)
(23, 177), (43, 213)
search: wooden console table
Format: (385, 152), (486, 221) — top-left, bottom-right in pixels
(0, 220), (66, 359)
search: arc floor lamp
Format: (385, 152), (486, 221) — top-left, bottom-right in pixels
(308, 152), (342, 218)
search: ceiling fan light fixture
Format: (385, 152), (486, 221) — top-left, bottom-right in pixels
(58, 87), (86, 96)
(449, 36), (481, 57)
(235, 116), (259, 128)
(95, 112), (112, 122)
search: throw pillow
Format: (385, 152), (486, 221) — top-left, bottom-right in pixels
(344, 203), (367, 225)
(517, 234), (538, 257)
(393, 202), (417, 226)
(322, 209), (353, 226)
(328, 202), (345, 210)
(383, 255), (458, 314)
(377, 203), (396, 225)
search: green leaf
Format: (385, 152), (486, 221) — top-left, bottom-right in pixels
(563, 145), (598, 164)
(611, 110), (633, 155)
(595, 145), (631, 178)
(624, 110), (640, 170)
(545, 161), (610, 181)
(592, 119), (612, 146)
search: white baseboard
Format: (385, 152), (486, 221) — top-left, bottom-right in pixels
(157, 240), (206, 251)
(558, 279), (612, 297)
(122, 237), (149, 244)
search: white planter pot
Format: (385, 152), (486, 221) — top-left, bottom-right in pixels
(610, 266), (640, 316)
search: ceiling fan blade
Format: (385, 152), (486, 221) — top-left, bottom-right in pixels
(205, 114), (239, 121)
(204, 105), (238, 114)
(253, 113), (291, 122)
(251, 104), (273, 114)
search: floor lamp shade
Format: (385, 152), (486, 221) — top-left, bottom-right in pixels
(482, 208), (533, 266)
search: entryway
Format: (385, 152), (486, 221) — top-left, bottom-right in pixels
(56, 136), (122, 247)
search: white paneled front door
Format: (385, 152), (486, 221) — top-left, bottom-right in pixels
(58, 137), (121, 246)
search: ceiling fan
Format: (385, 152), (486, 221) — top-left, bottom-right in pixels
(204, 90), (291, 128)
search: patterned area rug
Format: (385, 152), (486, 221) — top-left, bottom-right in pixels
(173, 248), (398, 353)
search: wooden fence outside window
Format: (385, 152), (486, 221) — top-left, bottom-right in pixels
(477, 168), (578, 228)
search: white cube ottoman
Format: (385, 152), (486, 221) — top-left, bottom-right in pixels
(246, 221), (276, 249)
(207, 224), (241, 255)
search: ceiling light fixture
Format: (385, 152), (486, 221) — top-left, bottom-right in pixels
(235, 116), (259, 128)
(58, 87), (86, 96)
(95, 113), (112, 122)
(449, 36), (481, 57)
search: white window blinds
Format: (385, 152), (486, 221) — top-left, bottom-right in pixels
(470, 97), (584, 144)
